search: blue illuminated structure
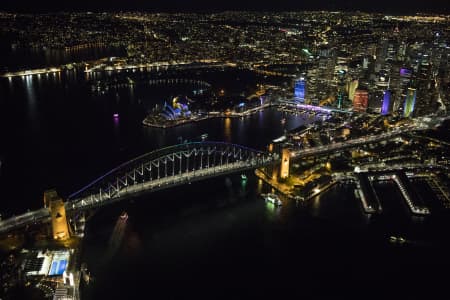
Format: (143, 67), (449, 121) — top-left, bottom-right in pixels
(294, 77), (306, 102)
(160, 97), (192, 120)
(381, 90), (391, 115)
(49, 259), (68, 276)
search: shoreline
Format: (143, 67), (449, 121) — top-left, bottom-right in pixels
(142, 103), (276, 128)
(254, 168), (337, 201)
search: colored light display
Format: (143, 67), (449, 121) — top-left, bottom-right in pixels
(294, 78), (306, 102)
(381, 90), (391, 115)
(403, 88), (416, 117)
(400, 68), (411, 77)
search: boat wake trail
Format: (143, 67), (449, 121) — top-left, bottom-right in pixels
(105, 212), (128, 261)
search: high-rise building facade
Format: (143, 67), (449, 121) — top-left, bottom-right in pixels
(353, 89), (369, 112)
(347, 79), (359, 102)
(403, 88), (417, 117)
(294, 77), (306, 102)
(381, 90), (392, 115)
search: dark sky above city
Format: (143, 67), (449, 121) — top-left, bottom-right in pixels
(1, 0), (449, 14)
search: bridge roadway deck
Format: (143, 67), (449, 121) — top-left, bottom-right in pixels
(0, 208), (50, 234)
(292, 127), (413, 158)
(0, 160), (272, 234)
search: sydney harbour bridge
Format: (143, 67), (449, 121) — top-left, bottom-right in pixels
(67, 141), (277, 211)
(0, 141), (279, 237)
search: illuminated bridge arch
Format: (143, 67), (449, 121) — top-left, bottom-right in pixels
(67, 142), (277, 211)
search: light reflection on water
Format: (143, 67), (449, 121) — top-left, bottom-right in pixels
(224, 117), (232, 142)
(106, 215), (128, 261)
(265, 201), (282, 221)
(24, 75), (38, 126)
(257, 178), (263, 194)
(310, 195), (321, 217)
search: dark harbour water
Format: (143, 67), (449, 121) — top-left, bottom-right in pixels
(0, 49), (450, 299)
(81, 178), (450, 299)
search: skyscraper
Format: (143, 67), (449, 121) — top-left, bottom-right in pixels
(347, 79), (359, 102)
(294, 77), (306, 102)
(381, 90), (392, 115)
(353, 89), (369, 113)
(337, 91), (344, 109)
(403, 88), (417, 117)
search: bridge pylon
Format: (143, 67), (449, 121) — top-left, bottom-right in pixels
(44, 190), (70, 241)
(280, 147), (290, 179)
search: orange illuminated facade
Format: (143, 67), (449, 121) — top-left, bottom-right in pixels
(44, 190), (70, 240)
(280, 148), (290, 179)
(353, 89), (369, 112)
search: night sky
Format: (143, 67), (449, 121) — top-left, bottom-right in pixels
(1, 0), (450, 14)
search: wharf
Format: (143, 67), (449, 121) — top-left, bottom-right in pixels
(355, 173), (382, 214)
(254, 169), (336, 201)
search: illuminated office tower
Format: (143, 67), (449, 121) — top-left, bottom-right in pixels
(381, 90), (392, 115)
(336, 70), (347, 109)
(347, 79), (359, 102)
(403, 88), (417, 117)
(397, 42), (407, 62)
(353, 89), (369, 113)
(363, 57), (369, 69)
(337, 91), (344, 109)
(390, 67), (412, 112)
(294, 77), (306, 102)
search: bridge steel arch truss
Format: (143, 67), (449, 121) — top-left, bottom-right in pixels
(67, 142), (277, 211)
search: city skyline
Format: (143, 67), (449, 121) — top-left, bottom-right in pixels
(0, 7), (449, 300)
(2, 0), (450, 14)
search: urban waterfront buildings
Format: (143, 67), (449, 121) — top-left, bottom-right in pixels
(0, 11), (449, 115)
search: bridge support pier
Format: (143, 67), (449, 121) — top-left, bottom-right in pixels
(44, 190), (70, 241)
(280, 148), (290, 179)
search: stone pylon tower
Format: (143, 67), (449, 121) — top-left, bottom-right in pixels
(44, 190), (70, 240)
(280, 148), (290, 179)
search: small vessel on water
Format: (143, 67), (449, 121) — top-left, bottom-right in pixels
(113, 113), (119, 118)
(389, 236), (406, 245)
(241, 174), (247, 181)
(261, 193), (282, 206)
(120, 211), (128, 221)
(81, 263), (92, 285)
